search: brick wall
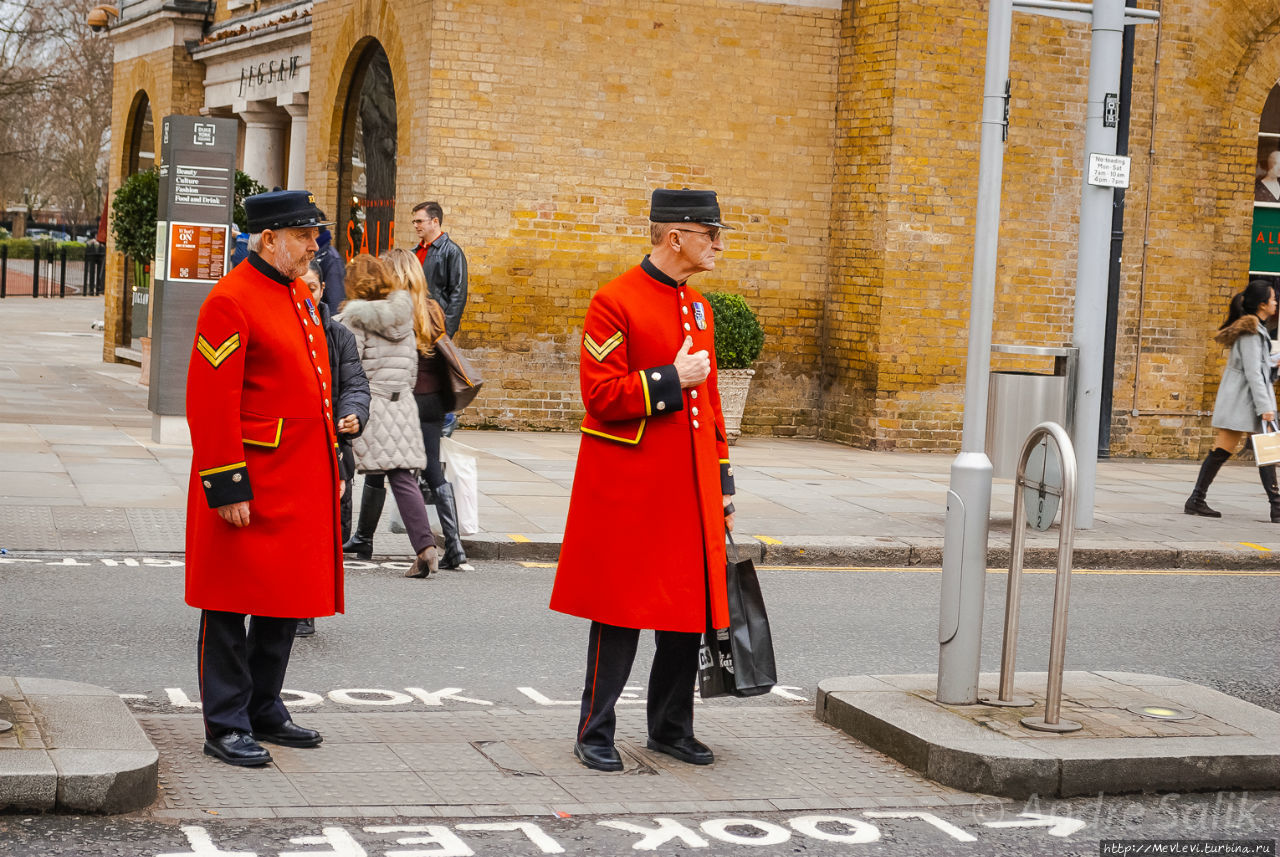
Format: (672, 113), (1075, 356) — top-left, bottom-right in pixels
(308, 0), (839, 434)
(825, 0), (1280, 458)
(106, 0), (1280, 458)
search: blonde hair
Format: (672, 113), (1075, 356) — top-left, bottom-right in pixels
(381, 247), (444, 357)
(343, 253), (396, 302)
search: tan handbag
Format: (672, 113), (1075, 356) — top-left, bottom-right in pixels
(1251, 420), (1280, 467)
(435, 333), (483, 411)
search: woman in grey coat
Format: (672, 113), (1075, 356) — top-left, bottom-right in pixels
(1184, 280), (1279, 522)
(339, 254), (440, 577)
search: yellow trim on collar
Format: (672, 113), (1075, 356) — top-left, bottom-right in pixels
(584, 330), (623, 362)
(196, 333), (241, 368)
(198, 461), (247, 477)
(581, 419), (646, 445)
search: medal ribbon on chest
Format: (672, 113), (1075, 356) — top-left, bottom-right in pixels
(693, 301), (707, 330)
(304, 297), (321, 326)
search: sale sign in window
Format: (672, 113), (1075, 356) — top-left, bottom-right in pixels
(168, 222), (228, 283)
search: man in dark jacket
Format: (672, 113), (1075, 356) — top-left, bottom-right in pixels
(411, 201), (468, 337)
(313, 228), (346, 314)
(299, 263), (370, 636)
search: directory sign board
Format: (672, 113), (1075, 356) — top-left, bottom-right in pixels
(148, 116), (238, 418)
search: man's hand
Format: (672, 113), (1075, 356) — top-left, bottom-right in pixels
(674, 336), (710, 389)
(339, 480), (347, 499)
(337, 414), (360, 434)
(216, 501), (251, 528)
(723, 495), (735, 533)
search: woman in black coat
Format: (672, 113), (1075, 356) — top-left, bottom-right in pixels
(300, 263), (371, 633)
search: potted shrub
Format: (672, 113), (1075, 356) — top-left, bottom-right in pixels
(705, 291), (764, 444)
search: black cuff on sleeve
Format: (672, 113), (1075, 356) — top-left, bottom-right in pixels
(643, 364), (684, 416)
(720, 461), (735, 495)
(199, 464), (254, 508)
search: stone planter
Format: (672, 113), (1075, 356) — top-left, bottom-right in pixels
(716, 367), (755, 445)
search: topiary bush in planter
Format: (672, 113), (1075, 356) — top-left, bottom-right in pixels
(705, 291), (765, 443)
(705, 291), (764, 369)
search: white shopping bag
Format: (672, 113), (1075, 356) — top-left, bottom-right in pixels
(440, 436), (479, 536)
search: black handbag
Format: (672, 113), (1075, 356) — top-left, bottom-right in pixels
(698, 533), (777, 699)
(434, 333), (483, 411)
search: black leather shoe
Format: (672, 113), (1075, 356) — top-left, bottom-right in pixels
(252, 719), (322, 748)
(294, 618), (315, 637)
(646, 736), (714, 765)
(573, 741), (623, 772)
(203, 731), (271, 767)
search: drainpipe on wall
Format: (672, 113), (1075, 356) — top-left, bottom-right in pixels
(1098, 0), (1137, 459)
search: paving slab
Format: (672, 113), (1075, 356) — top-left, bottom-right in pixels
(137, 706), (986, 819)
(817, 671), (1280, 798)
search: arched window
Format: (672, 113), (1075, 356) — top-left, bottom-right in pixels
(337, 42), (397, 260)
(128, 94), (154, 175)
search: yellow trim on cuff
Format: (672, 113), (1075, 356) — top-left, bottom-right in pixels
(581, 419), (646, 446)
(198, 461), (247, 477)
(242, 418), (284, 448)
(640, 370), (653, 417)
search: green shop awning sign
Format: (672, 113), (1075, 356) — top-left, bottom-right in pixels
(1251, 204), (1280, 275)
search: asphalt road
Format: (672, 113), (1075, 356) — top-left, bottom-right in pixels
(0, 791), (1276, 856)
(1, 555), (1277, 856)
(1, 556), (1277, 713)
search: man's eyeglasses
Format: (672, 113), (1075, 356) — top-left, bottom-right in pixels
(673, 227), (721, 242)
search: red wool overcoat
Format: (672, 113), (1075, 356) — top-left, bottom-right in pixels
(551, 259), (735, 633)
(184, 255), (344, 618)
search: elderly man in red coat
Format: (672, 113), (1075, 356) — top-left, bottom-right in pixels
(551, 188), (738, 772)
(185, 190), (342, 767)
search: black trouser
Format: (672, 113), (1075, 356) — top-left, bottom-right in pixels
(197, 610), (297, 739)
(339, 443), (355, 541)
(576, 621), (701, 749)
(415, 392), (447, 488)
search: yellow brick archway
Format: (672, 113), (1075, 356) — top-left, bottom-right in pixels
(307, 1), (416, 249)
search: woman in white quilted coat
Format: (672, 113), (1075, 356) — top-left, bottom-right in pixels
(339, 254), (439, 577)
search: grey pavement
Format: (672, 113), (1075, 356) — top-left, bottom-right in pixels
(2, 296), (1279, 568)
(3, 295), (1279, 816)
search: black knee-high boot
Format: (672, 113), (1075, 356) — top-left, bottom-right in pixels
(1185, 447), (1231, 517)
(343, 482), (386, 559)
(433, 482), (469, 569)
(1259, 464), (1280, 523)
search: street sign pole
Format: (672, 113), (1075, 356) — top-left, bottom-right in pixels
(1069, 0), (1125, 529)
(937, 0), (1157, 702)
(937, 0), (1012, 705)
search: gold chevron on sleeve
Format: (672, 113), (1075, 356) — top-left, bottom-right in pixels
(584, 330), (624, 362)
(197, 333), (241, 368)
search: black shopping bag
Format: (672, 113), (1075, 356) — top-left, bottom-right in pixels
(698, 534), (777, 699)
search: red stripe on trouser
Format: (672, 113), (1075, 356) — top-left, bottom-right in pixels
(578, 623), (604, 741)
(197, 612), (210, 737)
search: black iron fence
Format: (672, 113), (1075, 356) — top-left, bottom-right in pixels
(0, 244), (106, 298)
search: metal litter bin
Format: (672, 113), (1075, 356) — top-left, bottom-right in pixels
(985, 344), (1078, 479)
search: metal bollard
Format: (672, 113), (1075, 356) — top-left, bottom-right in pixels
(1, 243), (7, 298)
(987, 421), (1083, 733)
(59, 246), (67, 298)
(32, 244), (40, 297)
